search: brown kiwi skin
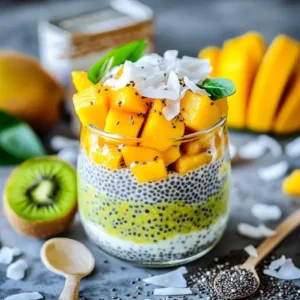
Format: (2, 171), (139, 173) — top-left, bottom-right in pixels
(3, 156), (77, 238)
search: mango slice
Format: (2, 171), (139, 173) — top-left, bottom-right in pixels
(218, 32), (266, 129)
(181, 91), (225, 132)
(273, 67), (300, 134)
(72, 71), (93, 92)
(73, 85), (109, 130)
(182, 134), (213, 155)
(121, 145), (161, 167)
(141, 100), (185, 151)
(104, 109), (145, 137)
(161, 146), (181, 166)
(198, 46), (220, 77)
(283, 170), (300, 196)
(247, 35), (300, 132)
(110, 86), (150, 114)
(174, 152), (213, 175)
(130, 159), (167, 183)
(90, 144), (122, 170)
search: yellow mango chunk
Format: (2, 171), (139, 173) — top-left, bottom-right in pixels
(273, 67), (300, 134)
(141, 100), (185, 151)
(104, 109), (145, 137)
(130, 159), (167, 183)
(73, 84), (109, 129)
(110, 86), (150, 114)
(81, 126), (105, 156)
(161, 146), (181, 166)
(174, 152), (213, 175)
(181, 91), (223, 132)
(72, 71), (93, 92)
(90, 144), (122, 170)
(182, 133), (213, 155)
(247, 35), (300, 132)
(198, 46), (220, 77)
(121, 145), (161, 167)
(283, 170), (300, 196)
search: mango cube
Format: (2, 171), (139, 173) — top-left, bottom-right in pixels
(130, 159), (167, 183)
(72, 71), (93, 92)
(182, 133), (213, 155)
(283, 170), (300, 196)
(161, 146), (181, 166)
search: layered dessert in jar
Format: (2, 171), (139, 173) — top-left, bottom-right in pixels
(72, 40), (235, 266)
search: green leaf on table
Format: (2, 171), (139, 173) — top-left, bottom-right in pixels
(0, 111), (46, 165)
(88, 39), (148, 84)
(198, 78), (236, 100)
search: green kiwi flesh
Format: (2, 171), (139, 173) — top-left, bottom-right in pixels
(5, 157), (77, 221)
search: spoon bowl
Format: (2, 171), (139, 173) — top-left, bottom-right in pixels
(41, 238), (95, 300)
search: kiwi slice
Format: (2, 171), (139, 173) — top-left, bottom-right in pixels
(4, 157), (77, 238)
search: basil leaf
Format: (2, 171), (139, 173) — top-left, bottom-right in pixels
(198, 78), (236, 100)
(0, 111), (46, 165)
(88, 39), (148, 84)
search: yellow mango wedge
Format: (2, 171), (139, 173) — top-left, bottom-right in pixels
(198, 46), (220, 77)
(160, 146), (181, 166)
(72, 71), (93, 92)
(247, 35), (300, 132)
(283, 170), (300, 196)
(273, 67), (300, 134)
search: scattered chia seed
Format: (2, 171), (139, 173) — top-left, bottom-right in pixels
(105, 88), (108, 91)
(97, 89), (100, 93)
(126, 83), (130, 87)
(116, 121), (120, 125)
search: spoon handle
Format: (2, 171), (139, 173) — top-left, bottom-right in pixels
(59, 275), (81, 300)
(242, 210), (300, 269)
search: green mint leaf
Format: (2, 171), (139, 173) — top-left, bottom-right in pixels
(0, 111), (46, 165)
(198, 78), (236, 100)
(88, 39), (148, 84)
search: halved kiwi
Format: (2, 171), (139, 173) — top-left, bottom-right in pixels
(3, 157), (77, 238)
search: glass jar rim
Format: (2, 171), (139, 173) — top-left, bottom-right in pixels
(86, 117), (226, 142)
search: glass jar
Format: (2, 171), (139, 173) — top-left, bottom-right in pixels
(77, 118), (230, 267)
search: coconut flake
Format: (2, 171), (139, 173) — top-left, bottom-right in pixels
(143, 267), (187, 288)
(285, 137), (300, 158)
(237, 223), (276, 239)
(50, 136), (79, 151)
(239, 141), (266, 160)
(167, 71), (181, 95)
(153, 287), (193, 296)
(264, 258), (300, 280)
(0, 247), (21, 265)
(177, 266), (188, 275)
(4, 292), (43, 300)
(244, 245), (258, 257)
(164, 50), (178, 61)
(184, 76), (210, 96)
(163, 99), (180, 121)
(269, 255), (287, 270)
(7, 259), (28, 280)
(251, 203), (282, 221)
(258, 135), (282, 157)
(257, 161), (289, 182)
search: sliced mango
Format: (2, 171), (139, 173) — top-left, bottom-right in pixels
(273, 67), (300, 134)
(182, 134), (213, 155)
(174, 153), (213, 175)
(283, 170), (300, 196)
(72, 71), (93, 92)
(198, 46), (220, 77)
(181, 91), (225, 132)
(121, 145), (161, 167)
(90, 144), (122, 169)
(73, 84), (109, 129)
(141, 100), (185, 151)
(110, 86), (150, 114)
(161, 146), (181, 166)
(130, 159), (167, 183)
(104, 109), (145, 137)
(247, 35), (300, 132)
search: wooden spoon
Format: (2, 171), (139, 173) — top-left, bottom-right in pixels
(214, 210), (300, 299)
(41, 238), (95, 300)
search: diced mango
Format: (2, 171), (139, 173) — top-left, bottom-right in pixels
(80, 126), (105, 156)
(72, 71), (93, 92)
(273, 67), (300, 134)
(283, 170), (300, 196)
(121, 145), (161, 167)
(161, 146), (181, 166)
(181, 91), (223, 132)
(110, 86), (150, 114)
(174, 153), (213, 175)
(104, 109), (145, 137)
(130, 159), (168, 183)
(141, 100), (185, 151)
(182, 133), (213, 155)
(90, 144), (122, 169)
(198, 46), (220, 77)
(73, 84), (109, 129)
(247, 35), (300, 132)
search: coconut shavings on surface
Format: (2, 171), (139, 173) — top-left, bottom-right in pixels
(244, 245), (258, 257)
(0, 246), (22, 265)
(257, 161), (289, 182)
(153, 287), (193, 296)
(251, 203), (282, 221)
(104, 50), (212, 120)
(264, 258), (300, 280)
(6, 259), (28, 280)
(285, 137), (300, 158)
(4, 292), (43, 300)
(237, 223), (276, 239)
